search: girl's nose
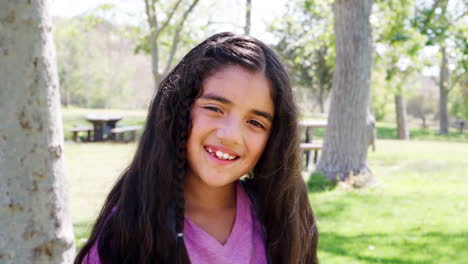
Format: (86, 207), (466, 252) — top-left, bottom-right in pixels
(216, 116), (242, 146)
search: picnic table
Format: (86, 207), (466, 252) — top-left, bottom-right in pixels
(111, 125), (142, 142)
(69, 125), (93, 142)
(299, 120), (327, 169)
(84, 114), (123, 141)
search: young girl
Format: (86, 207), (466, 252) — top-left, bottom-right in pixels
(75, 32), (318, 264)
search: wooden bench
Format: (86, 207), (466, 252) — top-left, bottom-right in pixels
(69, 126), (93, 142)
(300, 142), (322, 168)
(111, 126), (142, 142)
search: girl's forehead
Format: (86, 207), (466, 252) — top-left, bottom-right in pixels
(200, 65), (274, 114)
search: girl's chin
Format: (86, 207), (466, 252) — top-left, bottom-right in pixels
(186, 172), (240, 189)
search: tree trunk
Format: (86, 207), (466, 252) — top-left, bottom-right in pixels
(394, 94), (409, 139)
(439, 46), (449, 134)
(244, 0), (252, 35)
(316, 0), (373, 181)
(0, 1), (75, 263)
(422, 115), (427, 129)
(150, 30), (161, 89)
(318, 88), (325, 114)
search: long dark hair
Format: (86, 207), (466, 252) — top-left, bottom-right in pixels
(75, 32), (318, 264)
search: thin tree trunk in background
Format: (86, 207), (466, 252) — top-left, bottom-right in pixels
(144, 0), (162, 89)
(163, 0), (201, 75)
(368, 92), (376, 152)
(0, 0), (75, 263)
(316, 0), (373, 181)
(439, 45), (449, 134)
(422, 116), (427, 129)
(85, 30), (91, 108)
(395, 94), (409, 139)
(244, 0), (251, 35)
(144, 0), (200, 89)
(318, 87), (325, 113)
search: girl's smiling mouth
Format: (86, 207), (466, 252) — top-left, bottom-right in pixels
(204, 145), (240, 162)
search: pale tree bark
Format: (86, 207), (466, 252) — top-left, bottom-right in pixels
(317, 46), (331, 114)
(395, 94), (410, 140)
(439, 45), (449, 134)
(0, 0), (75, 263)
(318, 87), (325, 113)
(144, 0), (200, 89)
(316, 0), (373, 181)
(244, 0), (251, 35)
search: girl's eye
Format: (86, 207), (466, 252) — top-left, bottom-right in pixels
(204, 106), (222, 113)
(248, 120), (265, 129)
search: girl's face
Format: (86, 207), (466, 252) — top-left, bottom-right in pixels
(186, 65), (274, 188)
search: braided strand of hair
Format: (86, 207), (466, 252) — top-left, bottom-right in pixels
(173, 97), (192, 264)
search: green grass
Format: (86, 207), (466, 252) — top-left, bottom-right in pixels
(309, 140), (468, 264)
(375, 122), (468, 142)
(66, 142), (137, 249)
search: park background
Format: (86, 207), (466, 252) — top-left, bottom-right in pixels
(1, 0), (467, 263)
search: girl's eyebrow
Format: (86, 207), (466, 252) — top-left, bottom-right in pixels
(200, 94), (231, 104)
(251, 109), (274, 122)
(200, 93), (274, 122)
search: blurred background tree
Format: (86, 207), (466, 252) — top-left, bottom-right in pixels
(413, 0), (467, 134)
(373, 0), (427, 140)
(141, 0), (202, 88)
(269, 0), (335, 114)
(54, 6), (152, 109)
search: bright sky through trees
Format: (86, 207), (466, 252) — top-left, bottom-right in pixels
(51, 0), (287, 40)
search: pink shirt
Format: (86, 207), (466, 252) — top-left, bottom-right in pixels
(184, 182), (267, 264)
(83, 182), (267, 264)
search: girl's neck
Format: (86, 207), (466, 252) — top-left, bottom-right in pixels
(184, 177), (237, 212)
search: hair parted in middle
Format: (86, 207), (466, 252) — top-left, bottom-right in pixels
(74, 32), (318, 264)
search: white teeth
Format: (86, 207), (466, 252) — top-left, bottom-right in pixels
(207, 148), (237, 160)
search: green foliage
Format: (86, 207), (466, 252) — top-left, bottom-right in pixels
(54, 15), (147, 109)
(370, 68), (394, 121)
(372, 0), (432, 132)
(374, 0), (427, 83)
(268, 0), (335, 111)
(134, 0), (209, 70)
(450, 84), (468, 120)
(413, 0), (467, 105)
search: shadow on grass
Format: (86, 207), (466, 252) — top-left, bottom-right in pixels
(319, 231), (467, 264)
(307, 172), (336, 193)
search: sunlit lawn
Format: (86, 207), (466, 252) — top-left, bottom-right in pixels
(310, 140), (468, 264)
(66, 142), (137, 248)
(64, 108), (467, 262)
